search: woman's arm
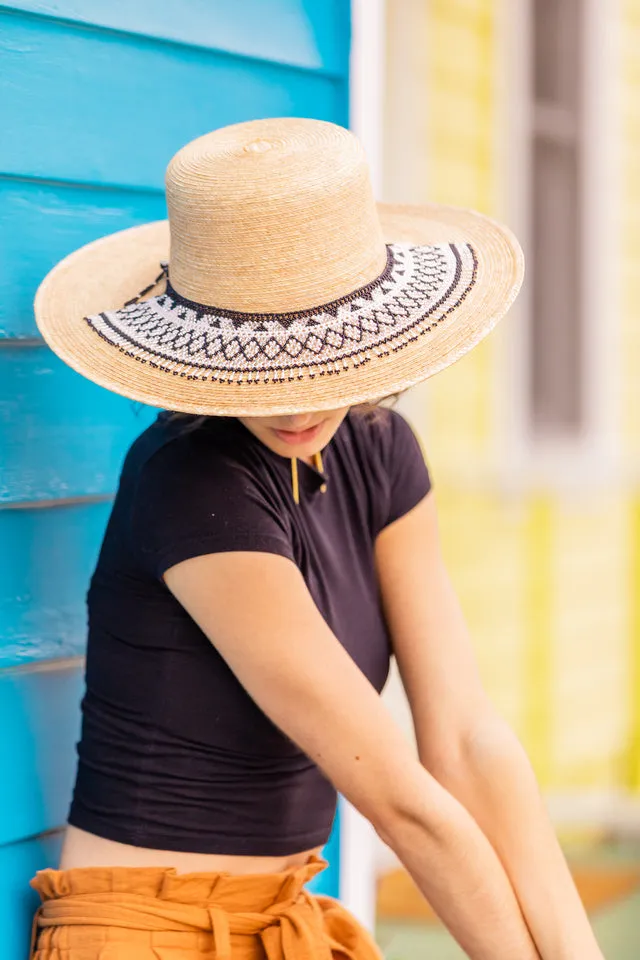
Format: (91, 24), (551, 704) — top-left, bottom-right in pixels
(375, 491), (604, 960)
(164, 549), (540, 959)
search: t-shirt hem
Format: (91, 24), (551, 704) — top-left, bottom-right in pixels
(149, 533), (296, 579)
(379, 484), (431, 533)
(67, 809), (330, 857)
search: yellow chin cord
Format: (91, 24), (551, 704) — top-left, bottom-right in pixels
(291, 452), (327, 505)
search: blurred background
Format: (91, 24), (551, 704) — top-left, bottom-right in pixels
(1, 0), (639, 957)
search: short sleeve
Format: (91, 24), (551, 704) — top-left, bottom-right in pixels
(376, 409), (432, 532)
(130, 436), (295, 580)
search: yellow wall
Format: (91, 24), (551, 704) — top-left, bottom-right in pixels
(423, 0), (530, 734)
(420, 0), (639, 795)
(424, 0), (496, 466)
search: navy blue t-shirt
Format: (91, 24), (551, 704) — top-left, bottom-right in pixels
(68, 407), (431, 855)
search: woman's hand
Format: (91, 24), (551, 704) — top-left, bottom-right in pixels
(165, 548), (540, 959)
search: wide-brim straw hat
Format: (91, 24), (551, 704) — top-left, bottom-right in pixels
(35, 117), (524, 417)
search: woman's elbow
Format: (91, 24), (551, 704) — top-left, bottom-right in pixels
(424, 716), (535, 794)
(366, 761), (459, 853)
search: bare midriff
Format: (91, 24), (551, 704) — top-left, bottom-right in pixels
(60, 824), (323, 875)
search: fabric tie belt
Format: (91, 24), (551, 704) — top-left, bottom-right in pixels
(30, 858), (382, 960)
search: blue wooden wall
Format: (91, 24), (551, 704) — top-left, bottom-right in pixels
(0, 2), (350, 954)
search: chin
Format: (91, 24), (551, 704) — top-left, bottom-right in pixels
(273, 438), (323, 459)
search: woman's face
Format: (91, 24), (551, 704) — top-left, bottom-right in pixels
(239, 407), (350, 461)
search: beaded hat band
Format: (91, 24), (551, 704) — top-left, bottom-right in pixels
(34, 118), (524, 417)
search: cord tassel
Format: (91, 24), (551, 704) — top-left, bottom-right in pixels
(291, 457), (300, 505)
(313, 451), (327, 493)
(291, 452), (327, 504)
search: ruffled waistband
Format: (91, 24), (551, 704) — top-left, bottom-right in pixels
(31, 854), (326, 910)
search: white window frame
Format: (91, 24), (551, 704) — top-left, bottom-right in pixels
(497, 0), (621, 492)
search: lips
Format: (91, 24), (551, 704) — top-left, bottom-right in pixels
(272, 422), (324, 446)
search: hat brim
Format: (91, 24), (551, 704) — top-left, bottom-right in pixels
(34, 203), (523, 416)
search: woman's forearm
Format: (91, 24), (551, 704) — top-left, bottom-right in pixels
(379, 770), (541, 960)
(425, 719), (604, 960)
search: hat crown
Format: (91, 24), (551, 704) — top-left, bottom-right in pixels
(165, 117), (387, 312)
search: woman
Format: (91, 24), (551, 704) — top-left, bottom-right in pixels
(31, 117), (604, 959)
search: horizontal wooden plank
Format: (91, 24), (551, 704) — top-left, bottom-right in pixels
(2, 0), (349, 75)
(0, 503), (110, 665)
(0, 10), (347, 190)
(0, 829), (63, 960)
(0, 660), (82, 844)
(0, 346), (158, 503)
(0, 176), (166, 338)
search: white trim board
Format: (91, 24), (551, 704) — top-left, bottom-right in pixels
(349, 0), (386, 198)
(339, 799), (377, 930)
(338, 0), (387, 930)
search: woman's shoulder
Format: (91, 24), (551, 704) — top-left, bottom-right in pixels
(343, 405), (421, 464)
(123, 415), (294, 579)
(124, 413), (247, 483)
(342, 406), (431, 532)
(117, 415), (272, 529)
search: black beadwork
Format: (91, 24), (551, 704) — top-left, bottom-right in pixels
(85, 243), (478, 382)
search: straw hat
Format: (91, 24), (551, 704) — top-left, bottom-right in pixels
(34, 117), (524, 416)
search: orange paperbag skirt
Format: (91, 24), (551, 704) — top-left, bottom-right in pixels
(29, 855), (382, 959)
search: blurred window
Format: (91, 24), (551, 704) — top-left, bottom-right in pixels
(530, 0), (584, 436)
